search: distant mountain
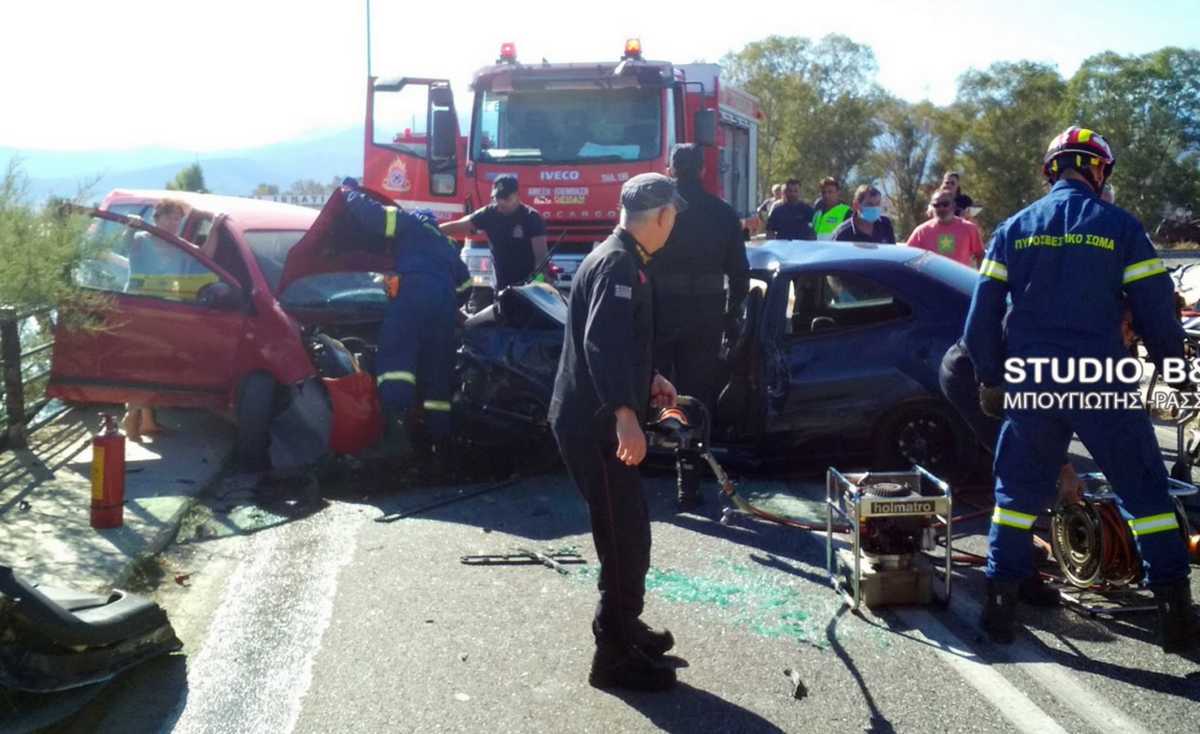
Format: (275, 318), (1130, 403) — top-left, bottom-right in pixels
(1, 127), (365, 203)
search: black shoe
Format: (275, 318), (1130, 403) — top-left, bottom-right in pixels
(1151, 580), (1200, 654)
(676, 454), (703, 510)
(633, 620), (675, 658)
(589, 644), (677, 692)
(981, 580), (1019, 644)
(1018, 575), (1061, 608)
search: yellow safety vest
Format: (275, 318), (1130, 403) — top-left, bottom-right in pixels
(812, 204), (851, 240)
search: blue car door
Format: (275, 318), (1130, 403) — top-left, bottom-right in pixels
(763, 269), (922, 445)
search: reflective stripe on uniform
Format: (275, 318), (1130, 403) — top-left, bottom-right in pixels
(993, 506), (1037, 530)
(377, 370), (415, 385)
(423, 400), (451, 412)
(1123, 258), (1166, 285)
(384, 206), (398, 238)
(458, 278), (473, 292)
(979, 259), (1008, 282)
(1128, 512), (1179, 537)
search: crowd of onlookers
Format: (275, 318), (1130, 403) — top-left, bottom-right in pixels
(755, 172), (986, 269)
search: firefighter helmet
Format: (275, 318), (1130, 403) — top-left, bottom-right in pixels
(1043, 126), (1115, 184)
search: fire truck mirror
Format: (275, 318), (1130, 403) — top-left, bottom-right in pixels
(430, 86), (454, 108)
(694, 110), (717, 147)
(431, 109), (457, 160)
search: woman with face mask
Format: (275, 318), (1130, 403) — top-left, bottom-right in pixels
(833, 185), (896, 243)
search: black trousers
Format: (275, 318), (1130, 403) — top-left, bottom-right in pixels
(553, 430), (651, 648)
(654, 323), (723, 413)
(938, 342), (1000, 453)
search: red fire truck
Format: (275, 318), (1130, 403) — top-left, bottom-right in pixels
(363, 39), (762, 299)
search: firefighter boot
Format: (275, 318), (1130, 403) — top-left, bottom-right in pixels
(410, 435), (454, 483)
(378, 413), (413, 463)
(1018, 575), (1061, 607)
(981, 579), (1019, 644)
(427, 439), (455, 483)
(589, 643), (676, 692)
(1152, 579), (1200, 654)
(675, 452), (703, 511)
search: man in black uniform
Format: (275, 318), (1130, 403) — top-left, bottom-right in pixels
(440, 175), (548, 291)
(549, 173), (684, 692)
(766, 178), (817, 240)
(649, 144), (750, 510)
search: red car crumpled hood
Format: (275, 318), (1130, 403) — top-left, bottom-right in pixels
(276, 186), (396, 295)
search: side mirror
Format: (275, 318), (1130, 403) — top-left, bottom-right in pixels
(694, 109), (717, 147)
(430, 86), (454, 108)
(196, 281), (243, 311)
(431, 109), (457, 160)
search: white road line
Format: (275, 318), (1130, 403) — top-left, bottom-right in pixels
(948, 593), (1152, 734)
(166, 510), (360, 734)
(894, 608), (1069, 734)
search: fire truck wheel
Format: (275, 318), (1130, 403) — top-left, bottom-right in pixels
(871, 401), (969, 479)
(235, 371), (277, 472)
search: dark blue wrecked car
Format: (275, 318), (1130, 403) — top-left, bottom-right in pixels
(451, 240), (983, 475)
(286, 189), (984, 474)
(714, 240), (981, 473)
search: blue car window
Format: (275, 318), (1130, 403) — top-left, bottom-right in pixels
(823, 275), (893, 309)
(786, 272), (911, 337)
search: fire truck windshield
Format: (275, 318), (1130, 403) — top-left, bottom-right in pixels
(472, 86), (662, 164)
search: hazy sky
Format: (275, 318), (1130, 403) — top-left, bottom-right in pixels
(3, 0), (1197, 152)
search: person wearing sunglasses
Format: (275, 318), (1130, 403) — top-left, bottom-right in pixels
(906, 189), (985, 268)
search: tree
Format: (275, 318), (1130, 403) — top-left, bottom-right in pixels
(954, 62), (1067, 231)
(0, 160), (106, 322)
(252, 183), (279, 197)
(928, 103), (971, 190)
(723, 34), (884, 200)
(166, 163), (208, 193)
(862, 99), (941, 237)
(1063, 48), (1200, 228)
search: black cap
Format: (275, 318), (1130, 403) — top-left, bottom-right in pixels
(620, 173), (688, 213)
(670, 144), (703, 177)
(492, 175), (519, 199)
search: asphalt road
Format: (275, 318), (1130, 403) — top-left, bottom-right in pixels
(30, 449), (1200, 734)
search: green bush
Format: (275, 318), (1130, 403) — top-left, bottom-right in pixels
(0, 160), (109, 325)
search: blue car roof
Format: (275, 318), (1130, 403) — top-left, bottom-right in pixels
(748, 240), (924, 273)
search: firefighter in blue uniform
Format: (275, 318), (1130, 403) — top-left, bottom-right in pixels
(940, 335), (1082, 609)
(963, 128), (1198, 651)
(341, 179), (472, 473)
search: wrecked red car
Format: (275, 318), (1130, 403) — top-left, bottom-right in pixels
(47, 190), (386, 470)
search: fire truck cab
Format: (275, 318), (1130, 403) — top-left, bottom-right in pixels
(363, 40), (761, 303)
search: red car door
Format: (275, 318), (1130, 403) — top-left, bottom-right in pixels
(48, 211), (248, 411)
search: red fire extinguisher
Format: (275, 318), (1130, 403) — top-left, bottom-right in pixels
(90, 413), (125, 529)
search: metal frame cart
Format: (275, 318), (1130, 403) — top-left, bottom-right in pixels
(826, 466), (953, 610)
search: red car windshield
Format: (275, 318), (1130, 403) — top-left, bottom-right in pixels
(243, 230), (308, 292)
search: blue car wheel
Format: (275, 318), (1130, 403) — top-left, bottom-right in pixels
(872, 401), (966, 477)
